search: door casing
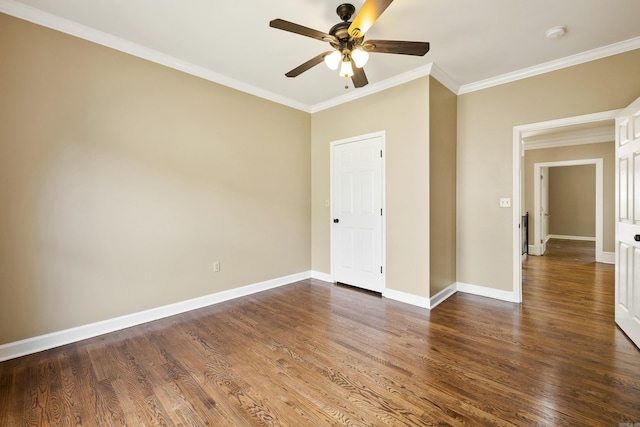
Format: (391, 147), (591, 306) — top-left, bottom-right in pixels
(512, 110), (620, 303)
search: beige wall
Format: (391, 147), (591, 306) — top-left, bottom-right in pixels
(549, 165), (596, 238)
(429, 77), (457, 296)
(0, 14), (311, 344)
(4, 10), (640, 345)
(524, 142), (614, 252)
(312, 77), (431, 297)
(458, 50), (640, 291)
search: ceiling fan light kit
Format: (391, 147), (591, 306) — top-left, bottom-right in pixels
(269, 0), (430, 89)
(340, 59), (354, 77)
(351, 47), (369, 68)
(324, 50), (342, 70)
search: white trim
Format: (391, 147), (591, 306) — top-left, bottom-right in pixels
(311, 65), (432, 113)
(385, 281), (516, 309)
(601, 252), (615, 265)
(330, 131), (386, 294)
(310, 270), (333, 283)
(456, 282), (518, 303)
(512, 127), (523, 303)
(0, 0), (456, 115)
(547, 234), (596, 242)
(382, 288), (430, 309)
(513, 109), (622, 302)
(4, 0), (639, 110)
(0, 0), (310, 113)
(428, 63), (460, 95)
(459, 37), (640, 94)
(311, 63), (460, 113)
(429, 283), (458, 309)
(0, 271), (311, 362)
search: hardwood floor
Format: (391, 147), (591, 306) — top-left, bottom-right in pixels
(1, 239), (640, 426)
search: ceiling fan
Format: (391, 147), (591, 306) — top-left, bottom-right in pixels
(269, 0), (430, 88)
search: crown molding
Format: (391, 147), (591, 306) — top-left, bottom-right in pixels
(0, 0), (311, 112)
(428, 63), (460, 94)
(458, 37), (640, 95)
(310, 64), (433, 113)
(309, 63), (461, 113)
(3, 0), (639, 109)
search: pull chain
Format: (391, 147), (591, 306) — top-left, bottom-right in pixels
(344, 75), (349, 90)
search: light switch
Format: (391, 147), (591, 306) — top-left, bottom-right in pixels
(499, 198), (511, 208)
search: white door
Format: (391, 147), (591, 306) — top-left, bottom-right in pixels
(540, 167), (550, 255)
(331, 133), (384, 293)
(615, 96), (640, 349)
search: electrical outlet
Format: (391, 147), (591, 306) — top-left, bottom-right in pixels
(499, 198), (511, 208)
(213, 261), (220, 272)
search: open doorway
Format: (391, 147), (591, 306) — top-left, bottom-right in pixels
(530, 159), (605, 261)
(512, 110), (619, 302)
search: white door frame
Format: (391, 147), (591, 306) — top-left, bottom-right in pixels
(537, 166), (550, 256)
(330, 131), (386, 289)
(532, 159), (604, 261)
(512, 110), (620, 303)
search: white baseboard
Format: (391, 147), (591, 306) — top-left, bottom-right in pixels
(456, 282), (518, 303)
(383, 282), (457, 309)
(528, 245), (542, 256)
(382, 288), (430, 309)
(548, 234), (596, 242)
(0, 271), (312, 362)
(310, 270), (333, 283)
(600, 251), (615, 264)
(384, 281), (513, 309)
(429, 283), (458, 309)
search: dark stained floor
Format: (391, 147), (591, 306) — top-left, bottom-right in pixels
(1, 239), (639, 425)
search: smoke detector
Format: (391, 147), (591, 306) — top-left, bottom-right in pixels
(545, 26), (567, 39)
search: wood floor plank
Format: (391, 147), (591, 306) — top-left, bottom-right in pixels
(2, 238), (640, 425)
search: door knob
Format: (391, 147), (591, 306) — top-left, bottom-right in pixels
(333, 218), (339, 223)
(635, 234), (640, 242)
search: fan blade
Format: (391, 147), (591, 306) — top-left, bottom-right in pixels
(270, 19), (337, 43)
(364, 40), (430, 56)
(285, 52), (333, 78)
(351, 63), (369, 88)
(348, 0), (394, 38)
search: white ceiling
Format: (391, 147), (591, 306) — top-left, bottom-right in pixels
(3, 0), (640, 112)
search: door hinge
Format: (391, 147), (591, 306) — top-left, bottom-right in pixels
(380, 150), (383, 158)
(380, 266), (383, 274)
(380, 208), (383, 216)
